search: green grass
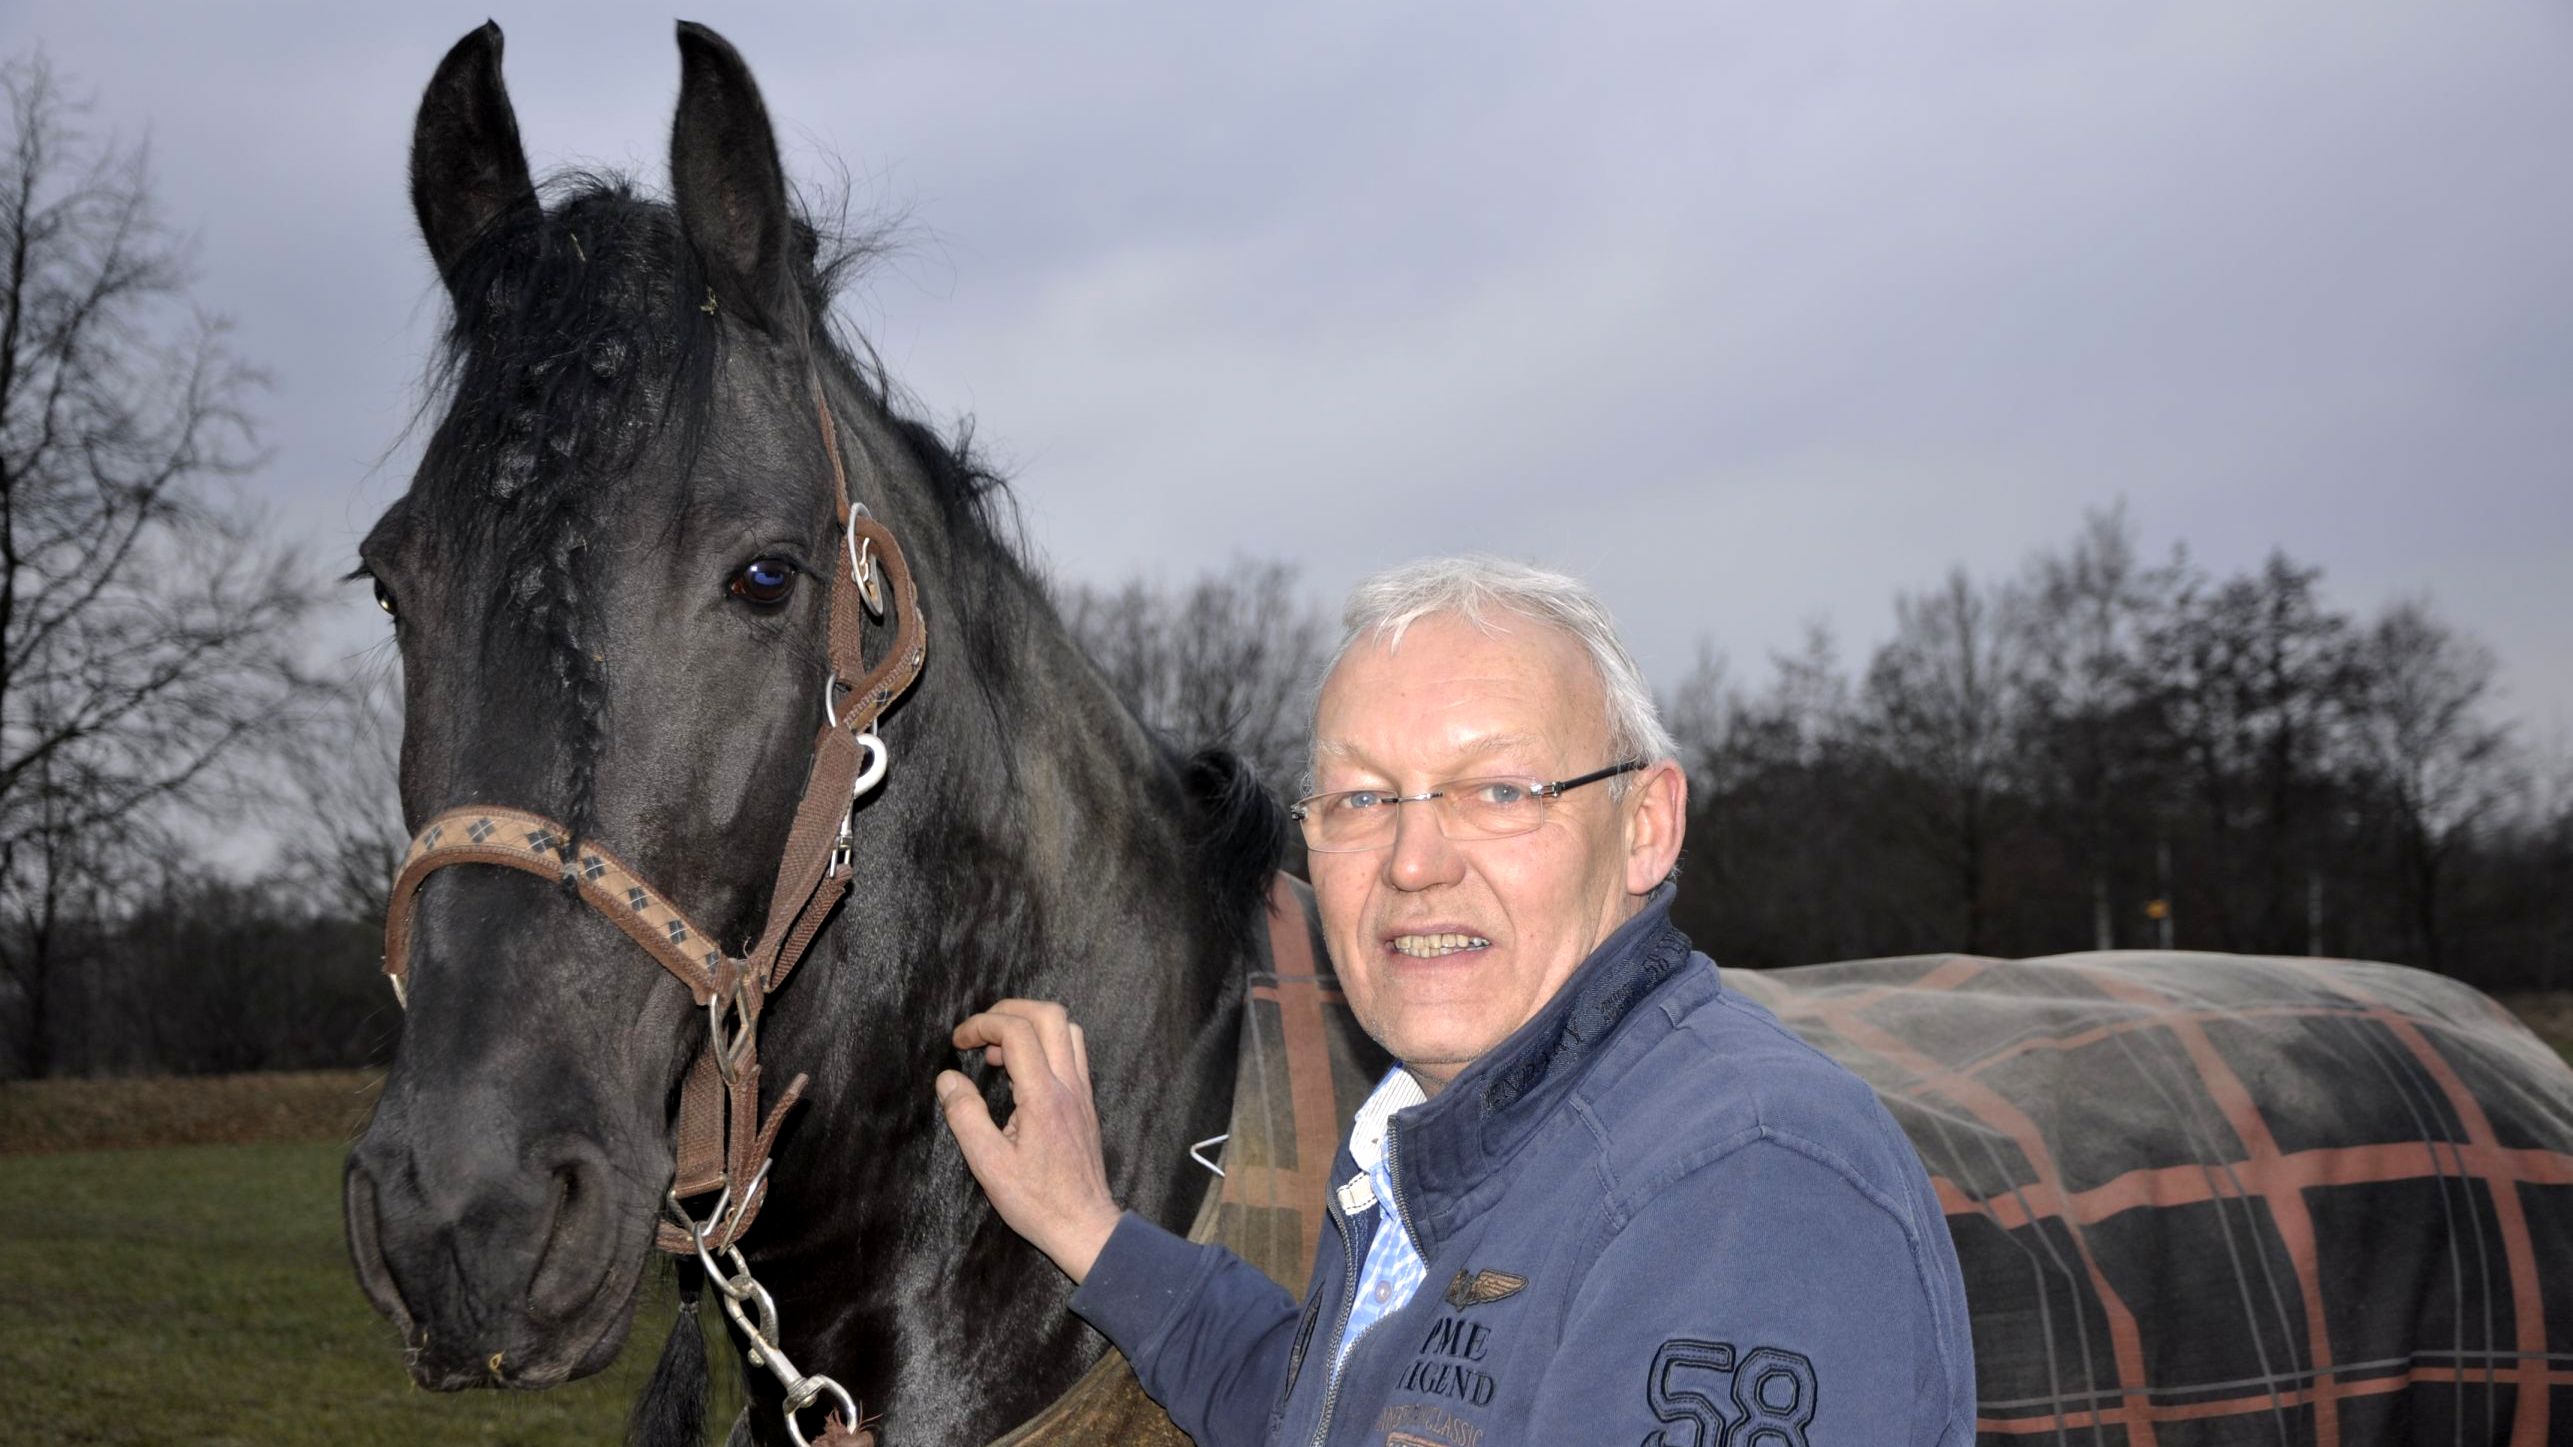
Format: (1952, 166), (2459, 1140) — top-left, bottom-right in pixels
(0, 1139), (734, 1446)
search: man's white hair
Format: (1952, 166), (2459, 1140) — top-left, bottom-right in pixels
(1318, 556), (1678, 785)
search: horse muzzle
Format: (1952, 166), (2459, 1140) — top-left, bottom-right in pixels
(344, 1107), (661, 1390)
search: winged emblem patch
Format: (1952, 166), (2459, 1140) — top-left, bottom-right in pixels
(1444, 1267), (1527, 1309)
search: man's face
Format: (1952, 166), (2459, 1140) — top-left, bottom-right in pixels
(1309, 612), (1667, 1090)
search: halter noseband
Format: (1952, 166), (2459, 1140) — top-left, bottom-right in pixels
(379, 366), (926, 1263)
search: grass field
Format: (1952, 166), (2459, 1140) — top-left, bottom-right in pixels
(3, 993), (2568, 1445)
(0, 1137), (746, 1446)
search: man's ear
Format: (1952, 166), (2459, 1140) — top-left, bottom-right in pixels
(1621, 759), (1688, 895)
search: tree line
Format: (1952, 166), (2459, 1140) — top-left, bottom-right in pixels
(1067, 517), (2565, 998)
(1658, 510), (2564, 991)
(1, 51), (2561, 1081)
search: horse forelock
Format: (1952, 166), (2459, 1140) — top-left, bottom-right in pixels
(402, 172), (1037, 835)
(399, 166), (1282, 985)
(407, 179), (704, 833)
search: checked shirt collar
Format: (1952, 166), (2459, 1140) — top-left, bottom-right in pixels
(1331, 1065), (1429, 1372)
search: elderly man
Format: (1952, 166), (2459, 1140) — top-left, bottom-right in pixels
(935, 558), (1976, 1446)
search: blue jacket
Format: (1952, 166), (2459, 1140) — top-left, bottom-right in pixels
(1072, 890), (1977, 1446)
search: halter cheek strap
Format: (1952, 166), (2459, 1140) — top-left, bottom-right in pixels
(378, 368), (926, 1259)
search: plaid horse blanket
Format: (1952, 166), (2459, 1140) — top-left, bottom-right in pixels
(997, 904), (2573, 1446)
(1727, 951), (2573, 1447)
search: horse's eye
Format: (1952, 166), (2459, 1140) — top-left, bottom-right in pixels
(728, 557), (798, 608)
(372, 578), (398, 620)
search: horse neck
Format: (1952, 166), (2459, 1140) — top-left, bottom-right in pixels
(744, 392), (1252, 1432)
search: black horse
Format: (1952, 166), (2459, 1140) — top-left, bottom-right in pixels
(344, 22), (1276, 1445)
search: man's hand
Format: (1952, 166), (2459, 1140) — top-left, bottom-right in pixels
(936, 999), (1123, 1284)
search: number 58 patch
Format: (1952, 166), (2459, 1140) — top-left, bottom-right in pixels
(1641, 1338), (1818, 1447)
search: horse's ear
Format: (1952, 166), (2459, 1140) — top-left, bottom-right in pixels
(670, 22), (802, 333)
(411, 22), (537, 290)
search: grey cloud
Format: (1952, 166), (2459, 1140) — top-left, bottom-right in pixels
(10, 0), (2567, 732)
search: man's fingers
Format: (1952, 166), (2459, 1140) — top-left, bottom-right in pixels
(934, 1068), (1007, 1169)
(954, 1000), (1078, 1079)
(932, 1014), (1121, 1287)
(960, 1010), (1052, 1092)
(995, 998), (1074, 1078)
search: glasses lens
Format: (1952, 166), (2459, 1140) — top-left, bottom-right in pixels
(1300, 790), (1393, 853)
(1445, 778), (1544, 840)
(1297, 779), (1557, 851)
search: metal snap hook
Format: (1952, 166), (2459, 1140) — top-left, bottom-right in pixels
(850, 732), (888, 799)
(830, 734), (891, 878)
(786, 1376), (861, 1447)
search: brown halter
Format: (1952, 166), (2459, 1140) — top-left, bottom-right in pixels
(380, 366), (926, 1261)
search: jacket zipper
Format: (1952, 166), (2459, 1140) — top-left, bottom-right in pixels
(1311, 1120), (1415, 1447)
(1384, 1121), (1421, 1264)
(1307, 1189), (1364, 1447)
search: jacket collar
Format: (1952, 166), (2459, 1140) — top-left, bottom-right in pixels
(1384, 885), (1700, 1257)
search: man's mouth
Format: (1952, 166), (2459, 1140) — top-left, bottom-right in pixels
(1389, 933), (1491, 959)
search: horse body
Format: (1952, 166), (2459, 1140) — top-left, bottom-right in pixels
(345, 23), (1275, 1443)
(1737, 950), (2573, 1444)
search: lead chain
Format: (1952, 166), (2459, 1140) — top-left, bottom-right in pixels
(668, 1173), (858, 1447)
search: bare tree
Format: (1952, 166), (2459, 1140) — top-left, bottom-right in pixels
(270, 669), (406, 921)
(2143, 552), (2355, 953)
(1058, 558), (1327, 791)
(1665, 626), (1906, 966)
(0, 53), (309, 1076)
(1662, 639), (1734, 800)
(2009, 505), (2183, 947)
(1862, 568), (2020, 953)
(2344, 599), (2516, 974)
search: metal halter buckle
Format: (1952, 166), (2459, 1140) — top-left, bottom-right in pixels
(846, 507), (884, 619)
(707, 983), (755, 1088)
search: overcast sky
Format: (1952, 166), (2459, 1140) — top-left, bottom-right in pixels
(10, 2), (2571, 741)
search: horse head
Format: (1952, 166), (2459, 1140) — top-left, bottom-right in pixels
(346, 21), (1279, 1435)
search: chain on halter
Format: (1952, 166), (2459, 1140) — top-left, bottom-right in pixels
(378, 365), (920, 1447)
(669, 1169), (868, 1447)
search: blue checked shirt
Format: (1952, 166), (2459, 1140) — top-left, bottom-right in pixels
(1331, 1066), (1429, 1373)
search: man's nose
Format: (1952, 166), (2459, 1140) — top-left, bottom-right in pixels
(1384, 799), (1464, 891)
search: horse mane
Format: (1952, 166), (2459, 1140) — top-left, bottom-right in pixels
(1183, 747), (1293, 954)
(411, 169), (1284, 943)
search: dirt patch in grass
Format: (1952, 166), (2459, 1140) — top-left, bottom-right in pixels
(0, 1070), (382, 1155)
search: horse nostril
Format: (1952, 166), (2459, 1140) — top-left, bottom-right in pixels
(344, 1157), (414, 1332)
(525, 1150), (620, 1324)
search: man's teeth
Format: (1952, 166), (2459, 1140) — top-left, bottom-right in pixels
(1392, 933), (1491, 958)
